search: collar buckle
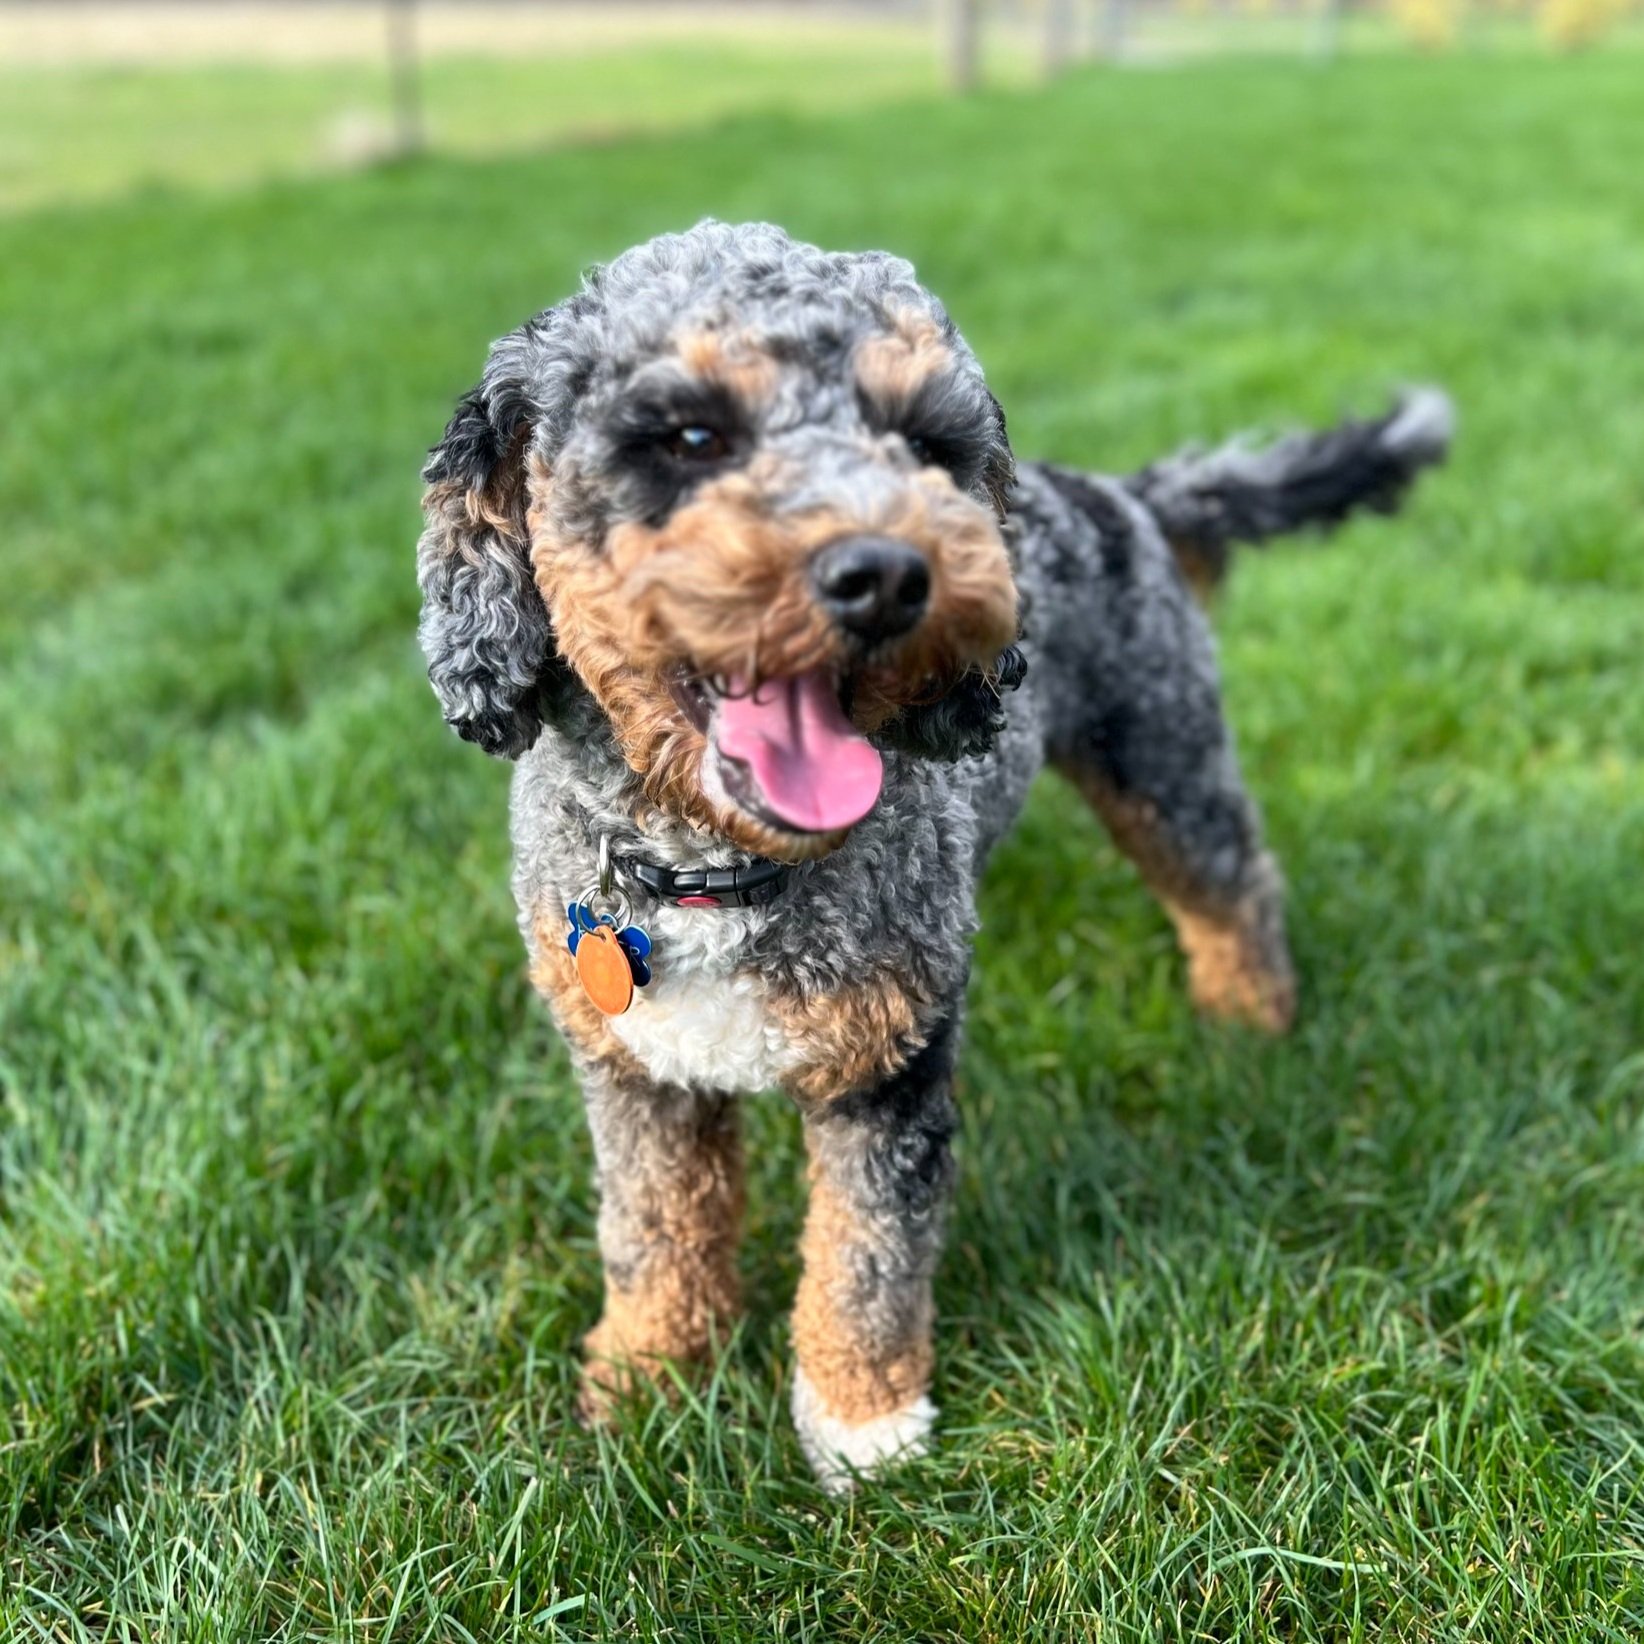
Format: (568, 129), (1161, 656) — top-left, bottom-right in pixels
(618, 855), (791, 911)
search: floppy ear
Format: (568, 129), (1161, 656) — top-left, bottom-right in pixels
(889, 385), (1020, 759)
(979, 389), (1016, 520)
(416, 355), (562, 759)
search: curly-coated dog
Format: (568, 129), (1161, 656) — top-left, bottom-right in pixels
(415, 220), (1450, 1491)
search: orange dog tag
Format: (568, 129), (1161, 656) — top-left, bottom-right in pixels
(576, 925), (636, 1016)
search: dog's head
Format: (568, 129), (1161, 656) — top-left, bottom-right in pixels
(417, 221), (1021, 861)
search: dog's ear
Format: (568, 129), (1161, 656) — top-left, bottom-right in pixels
(416, 334), (572, 759)
(890, 385), (1019, 760)
(979, 389), (1016, 520)
(881, 643), (1028, 763)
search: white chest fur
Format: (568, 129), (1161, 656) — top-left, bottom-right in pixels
(603, 905), (801, 1093)
(608, 969), (800, 1093)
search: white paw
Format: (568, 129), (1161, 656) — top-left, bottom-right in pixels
(791, 1367), (936, 1495)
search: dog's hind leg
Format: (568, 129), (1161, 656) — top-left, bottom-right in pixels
(1070, 763), (1295, 1033)
(1052, 684), (1295, 1031)
(788, 1008), (961, 1493)
(1031, 474), (1296, 1032)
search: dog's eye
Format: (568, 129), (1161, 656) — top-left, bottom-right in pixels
(667, 425), (730, 461)
(907, 434), (960, 473)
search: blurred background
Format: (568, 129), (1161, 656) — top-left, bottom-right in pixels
(6, 2), (1644, 1636)
(4, 0), (1642, 210)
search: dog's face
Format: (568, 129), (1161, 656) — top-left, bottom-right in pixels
(417, 222), (1020, 860)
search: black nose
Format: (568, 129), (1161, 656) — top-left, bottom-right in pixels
(809, 536), (931, 645)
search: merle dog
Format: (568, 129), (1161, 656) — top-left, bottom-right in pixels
(415, 220), (1451, 1490)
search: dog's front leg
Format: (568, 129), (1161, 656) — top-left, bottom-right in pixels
(789, 1010), (960, 1493)
(576, 1066), (745, 1422)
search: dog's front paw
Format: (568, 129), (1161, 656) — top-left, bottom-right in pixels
(577, 1321), (684, 1426)
(791, 1368), (936, 1495)
(577, 1337), (648, 1428)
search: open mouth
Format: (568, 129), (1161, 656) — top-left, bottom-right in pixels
(671, 668), (884, 837)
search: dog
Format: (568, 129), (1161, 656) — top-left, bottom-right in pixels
(415, 220), (1451, 1492)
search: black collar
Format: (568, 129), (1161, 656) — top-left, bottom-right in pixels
(617, 852), (792, 910)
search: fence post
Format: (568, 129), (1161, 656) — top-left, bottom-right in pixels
(1313, 0), (1345, 59)
(1044, 0), (1077, 73)
(940, 0), (981, 91)
(1097, 0), (1130, 60)
(387, 0), (424, 155)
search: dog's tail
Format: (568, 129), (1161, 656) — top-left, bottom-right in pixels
(1122, 386), (1454, 594)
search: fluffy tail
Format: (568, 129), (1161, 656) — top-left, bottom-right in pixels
(1124, 387), (1454, 593)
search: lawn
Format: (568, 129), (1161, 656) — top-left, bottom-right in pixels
(4, 48), (1644, 1642)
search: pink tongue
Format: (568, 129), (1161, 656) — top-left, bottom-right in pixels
(715, 670), (884, 833)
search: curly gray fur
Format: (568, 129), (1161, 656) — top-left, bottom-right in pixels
(413, 219), (1451, 1489)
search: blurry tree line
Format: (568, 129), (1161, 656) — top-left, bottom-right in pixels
(1381, 0), (1641, 48)
(971, 0), (1644, 78)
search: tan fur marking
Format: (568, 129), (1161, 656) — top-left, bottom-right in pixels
(1075, 781), (1295, 1033)
(580, 1147), (745, 1421)
(674, 326), (779, 404)
(572, 1196), (739, 1413)
(1170, 900), (1295, 1033)
(854, 308), (954, 406)
(791, 1173), (933, 1425)
(774, 975), (926, 1104)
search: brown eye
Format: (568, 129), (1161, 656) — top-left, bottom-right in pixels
(668, 425), (729, 461)
(905, 435), (936, 466)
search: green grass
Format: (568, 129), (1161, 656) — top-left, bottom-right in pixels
(5, 49), (1644, 1641)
